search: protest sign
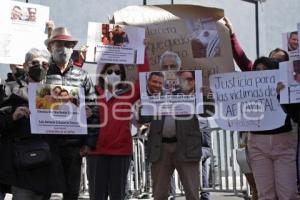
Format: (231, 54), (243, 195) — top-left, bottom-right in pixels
(139, 70), (203, 115)
(282, 31), (299, 60)
(28, 83), (87, 135)
(0, 0), (48, 64)
(210, 70), (286, 131)
(279, 60), (300, 104)
(113, 5), (234, 85)
(86, 23), (145, 64)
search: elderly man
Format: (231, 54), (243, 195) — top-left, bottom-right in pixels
(140, 50), (213, 200)
(159, 51), (181, 71)
(45, 27), (99, 200)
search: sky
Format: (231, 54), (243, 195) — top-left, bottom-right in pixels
(0, 64), (10, 81)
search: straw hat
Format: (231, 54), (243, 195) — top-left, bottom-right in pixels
(44, 27), (78, 47)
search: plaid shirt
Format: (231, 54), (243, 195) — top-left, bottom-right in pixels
(46, 61), (99, 148)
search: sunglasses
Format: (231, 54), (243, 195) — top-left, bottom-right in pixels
(53, 41), (76, 48)
(106, 69), (121, 75)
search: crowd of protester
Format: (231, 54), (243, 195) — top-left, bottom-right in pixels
(0, 14), (299, 200)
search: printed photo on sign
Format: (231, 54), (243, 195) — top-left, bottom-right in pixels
(189, 18), (220, 58)
(11, 5), (37, 22)
(282, 31), (299, 59)
(0, 1), (49, 64)
(210, 70), (286, 131)
(9, 1), (49, 32)
(86, 22), (145, 64)
(35, 85), (80, 111)
(113, 5), (235, 86)
(139, 70), (203, 116)
(28, 83), (88, 135)
(279, 60), (300, 104)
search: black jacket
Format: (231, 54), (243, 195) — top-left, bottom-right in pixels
(46, 61), (99, 148)
(0, 93), (66, 194)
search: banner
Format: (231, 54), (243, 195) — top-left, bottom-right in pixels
(139, 70), (203, 115)
(0, 0), (49, 64)
(282, 31), (299, 60)
(86, 22), (145, 64)
(279, 60), (300, 104)
(28, 83), (88, 135)
(210, 70), (286, 131)
(113, 5), (234, 85)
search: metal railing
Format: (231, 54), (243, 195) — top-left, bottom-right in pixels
(76, 128), (251, 199)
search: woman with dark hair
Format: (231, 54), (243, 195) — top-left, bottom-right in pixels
(222, 17), (291, 200)
(87, 58), (149, 200)
(98, 63), (127, 90)
(269, 48), (289, 63)
(247, 57), (299, 200)
(102, 31), (114, 46)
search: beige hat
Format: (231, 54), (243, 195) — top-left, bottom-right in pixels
(44, 27), (78, 47)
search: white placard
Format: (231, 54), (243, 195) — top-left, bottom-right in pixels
(139, 70), (203, 116)
(29, 83), (88, 135)
(86, 22), (145, 64)
(0, 1), (49, 64)
(282, 31), (299, 60)
(210, 70), (286, 131)
(279, 60), (300, 104)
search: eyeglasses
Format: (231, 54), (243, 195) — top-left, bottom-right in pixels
(106, 69), (121, 75)
(53, 41), (75, 49)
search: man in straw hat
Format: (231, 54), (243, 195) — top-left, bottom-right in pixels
(45, 27), (99, 200)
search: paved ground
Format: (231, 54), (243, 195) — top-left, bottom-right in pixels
(4, 192), (247, 200)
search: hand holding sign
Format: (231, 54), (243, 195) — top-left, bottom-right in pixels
(13, 106), (31, 120)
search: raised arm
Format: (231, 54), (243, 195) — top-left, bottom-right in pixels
(223, 17), (253, 71)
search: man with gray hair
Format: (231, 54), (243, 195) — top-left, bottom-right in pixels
(159, 50), (182, 71)
(140, 50), (213, 200)
(45, 26), (99, 200)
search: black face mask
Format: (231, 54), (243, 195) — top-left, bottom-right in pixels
(28, 64), (47, 82)
(14, 68), (25, 80)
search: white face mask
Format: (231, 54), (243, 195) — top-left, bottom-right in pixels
(52, 47), (73, 65)
(106, 72), (121, 86)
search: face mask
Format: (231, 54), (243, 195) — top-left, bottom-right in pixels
(52, 47), (73, 65)
(28, 64), (47, 82)
(106, 72), (121, 86)
(14, 68), (25, 79)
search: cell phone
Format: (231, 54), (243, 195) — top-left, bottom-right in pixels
(71, 50), (80, 61)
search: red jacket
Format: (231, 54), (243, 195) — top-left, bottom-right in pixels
(90, 57), (149, 155)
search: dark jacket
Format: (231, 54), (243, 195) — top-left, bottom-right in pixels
(141, 114), (202, 162)
(46, 61), (99, 148)
(282, 103), (300, 124)
(0, 93), (66, 194)
(140, 96), (214, 163)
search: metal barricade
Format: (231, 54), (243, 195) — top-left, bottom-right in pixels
(126, 133), (151, 199)
(79, 158), (89, 199)
(208, 129), (250, 199)
(77, 127), (251, 199)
